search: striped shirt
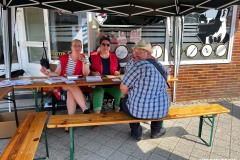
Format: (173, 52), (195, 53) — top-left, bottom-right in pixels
(122, 59), (170, 119)
(58, 54), (90, 76)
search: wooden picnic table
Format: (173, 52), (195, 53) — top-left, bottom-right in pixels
(1, 76), (178, 111)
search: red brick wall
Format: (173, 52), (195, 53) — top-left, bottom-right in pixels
(173, 7), (240, 101)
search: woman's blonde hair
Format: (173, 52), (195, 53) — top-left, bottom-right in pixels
(72, 39), (82, 45)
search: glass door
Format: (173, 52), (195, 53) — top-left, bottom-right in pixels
(16, 8), (50, 76)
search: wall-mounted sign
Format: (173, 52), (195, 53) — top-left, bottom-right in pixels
(201, 44), (213, 57)
(130, 28), (141, 43)
(115, 45), (128, 60)
(94, 13), (107, 25)
(118, 31), (127, 44)
(186, 44), (198, 58)
(197, 8), (229, 44)
(152, 45), (163, 58)
(51, 51), (68, 60)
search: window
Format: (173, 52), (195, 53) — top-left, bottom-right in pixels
(24, 8), (45, 63)
(92, 15), (167, 66)
(49, 11), (87, 60)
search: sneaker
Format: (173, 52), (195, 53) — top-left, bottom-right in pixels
(151, 127), (166, 138)
(83, 108), (91, 114)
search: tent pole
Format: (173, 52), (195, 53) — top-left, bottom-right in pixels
(173, 16), (183, 102)
(1, 6), (11, 79)
(1, 3), (11, 112)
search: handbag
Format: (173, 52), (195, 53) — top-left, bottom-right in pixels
(40, 43), (50, 69)
(146, 59), (170, 88)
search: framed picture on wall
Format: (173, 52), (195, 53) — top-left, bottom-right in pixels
(152, 45), (163, 58)
(115, 45), (128, 60)
(186, 44), (198, 58)
(215, 44), (227, 57)
(201, 44), (213, 57)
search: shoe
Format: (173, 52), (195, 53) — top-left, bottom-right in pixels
(151, 127), (166, 138)
(131, 131), (143, 140)
(65, 127), (69, 132)
(115, 107), (120, 112)
(92, 125), (100, 132)
(83, 108), (91, 114)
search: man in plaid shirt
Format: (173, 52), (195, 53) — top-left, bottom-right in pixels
(120, 40), (170, 140)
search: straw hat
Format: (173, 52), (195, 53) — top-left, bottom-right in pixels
(133, 39), (152, 53)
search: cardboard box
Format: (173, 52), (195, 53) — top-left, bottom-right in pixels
(0, 110), (35, 138)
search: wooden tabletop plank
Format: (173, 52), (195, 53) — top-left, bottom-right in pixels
(47, 104), (229, 128)
(0, 87), (13, 100)
(1, 112), (48, 160)
(0, 76), (178, 89)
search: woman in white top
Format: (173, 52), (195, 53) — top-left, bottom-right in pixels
(40, 39), (90, 116)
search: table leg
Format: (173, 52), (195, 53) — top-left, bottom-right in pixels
(41, 88), (44, 111)
(4, 89), (19, 127)
(12, 89), (19, 127)
(34, 88), (39, 112)
(70, 127), (74, 160)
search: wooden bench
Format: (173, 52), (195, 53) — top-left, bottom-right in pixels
(1, 112), (49, 160)
(47, 104), (230, 160)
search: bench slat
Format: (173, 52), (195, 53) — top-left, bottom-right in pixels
(47, 104), (229, 128)
(1, 112), (48, 160)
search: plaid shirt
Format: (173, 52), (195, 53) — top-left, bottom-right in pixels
(122, 59), (170, 119)
(124, 55), (134, 74)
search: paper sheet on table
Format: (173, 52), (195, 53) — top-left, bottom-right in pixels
(11, 79), (33, 85)
(112, 78), (121, 82)
(65, 80), (76, 84)
(33, 79), (48, 82)
(67, 75), (84, 81)
(86, 76), (102, 82)
(0, 80), (12, 88)
(48, 76), (67, 83)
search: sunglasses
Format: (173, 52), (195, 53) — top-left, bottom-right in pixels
(101, 43), (110, 47)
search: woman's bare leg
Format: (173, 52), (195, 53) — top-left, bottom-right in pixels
(66, 91), (77, 115)
(63, 86), (87, 111)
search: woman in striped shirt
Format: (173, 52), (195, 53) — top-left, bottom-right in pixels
(40, 39), (91, 116)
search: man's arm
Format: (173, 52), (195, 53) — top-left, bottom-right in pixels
(120, 83), (129, 96)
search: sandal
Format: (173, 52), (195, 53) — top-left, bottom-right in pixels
(65, 127), (69, 132)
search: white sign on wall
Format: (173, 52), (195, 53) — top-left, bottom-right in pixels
(118, 31), (127, 44)
(94, 13), (107, 25)
(130, 28), (141, 43)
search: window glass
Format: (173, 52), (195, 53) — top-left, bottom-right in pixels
(27, 47), (43, 63)
(24, 8), (45, 41)
(170, 7), (233, 63)
(49, 11), (87, 60)
(0, 9), (18, 65)
(24, 8), (45, 63)
(93, 15), (166, 67)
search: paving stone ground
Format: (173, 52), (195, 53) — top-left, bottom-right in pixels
(1, 99), (240, 160)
